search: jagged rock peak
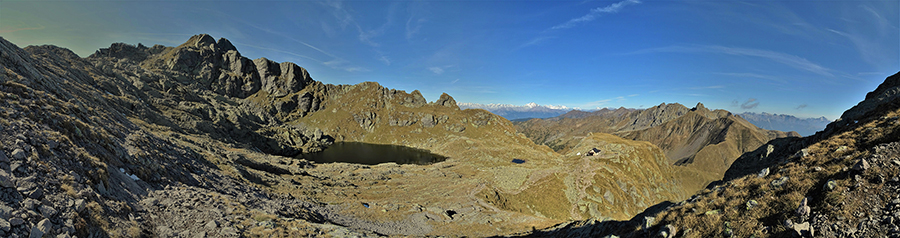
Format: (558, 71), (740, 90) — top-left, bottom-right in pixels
(182, 34), (216, 48)
(435, 92), (459, 109)
(692, 102), (707, 112)
(253, 57), (314, 97)
(217, 38), (237, 52)
(177, 34), (239, 54)
(90, 42), (151, 61)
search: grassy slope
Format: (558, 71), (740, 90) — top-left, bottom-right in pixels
(639, 102), (900, 237)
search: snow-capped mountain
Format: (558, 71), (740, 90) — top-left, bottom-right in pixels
(458, 102), (572, 120)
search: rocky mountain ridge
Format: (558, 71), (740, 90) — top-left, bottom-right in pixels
(515, 102), (799, 193)
(738, 112), (831, 136)
(0, 34), (699, 237)
(529, 71), (900, 237)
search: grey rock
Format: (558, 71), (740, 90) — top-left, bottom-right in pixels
(825, 180), (837, 191)
(892, 160), (900, 166)
(758, 168), (769, 178)
(28, 225), (43, 238)
(22, 199), (38, 210)
(254, 58), (311, 97)
(434, 93), (459, 109)
(27, 188), (43, 199)
(746, 200), (759, 210)
(661, 224), (676, 238)
(853, 159), (870, 172)
(0, 218), (9, 232)
(0, 151), (8, 163)
(10, 161), (23, 173)
(204, 220), (218, 229)
(772, 176), (789, 187)
(16, 177), (37, 192)
(96, 183), (107, 196)
(792, 221), (813, 237)
(10, 218), (24, 226)
(0, 204), (11, 219)
(642, 216), (656, 231)
(37, 219), (52, 235)
(38, 205), (56, 218)
(797, 198), (811, 221)
(421, 114), (436, 128)
(0, 170), (14, 188)
(257, 220), (275, 229)
(74, 200), (85, 213)
(11, 149), (25, 160)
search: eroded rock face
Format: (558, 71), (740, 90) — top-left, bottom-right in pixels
(840, 72), (900, 121)
(253, 58), (313, 97)
(435, 93), (458, 109)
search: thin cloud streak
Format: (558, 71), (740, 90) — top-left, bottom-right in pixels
(630, 45), (834, 77)
(550, 0), (641, 30)
(0, 23), (45, 34)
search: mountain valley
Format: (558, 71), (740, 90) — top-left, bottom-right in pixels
(0, 34), (897, 238)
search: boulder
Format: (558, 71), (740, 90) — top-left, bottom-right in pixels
(757, 168), (769, 178)
(9, 218), (23, 227)
(0, 204), (11, 219)
(796, 198), (810, 221)
(0, 151), (8, 163)
(792, 221), (813, 237)
(11, 149), (25, 160)
(852, 159), (869, 172)
(0, 170), (13, 188)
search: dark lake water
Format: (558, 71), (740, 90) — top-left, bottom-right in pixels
(298, 142), (447, 165)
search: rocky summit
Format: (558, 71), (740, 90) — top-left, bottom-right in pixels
(0, 33), (897, 238)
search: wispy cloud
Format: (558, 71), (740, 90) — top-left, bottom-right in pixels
(406, 17), (426, 40)
(240, 18), (369, 72)
(796, 104), (808, 110)
(519, 36), (556, 48)
(378, 56), (391, 65)
(712, 72), (787, 84)
(428, 67), (445, 74)
(0, 22), (45, 34)
(689, 85), (725, 90)
(740, 98), (759, 109)
(550, 0), (641, 30)
(234, 43), (323, 63)
(427, 64), (456, 75)
(630, 45), (833, 77)
(325, 60), (370, 72)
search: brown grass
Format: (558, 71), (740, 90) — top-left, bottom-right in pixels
(646, 106), (900, 237)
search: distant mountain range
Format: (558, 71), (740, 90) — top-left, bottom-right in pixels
(737, 112), (831, 136)
(457, 102), (572, 120)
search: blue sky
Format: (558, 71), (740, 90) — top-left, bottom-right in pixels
(1, 0), (897, 119)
